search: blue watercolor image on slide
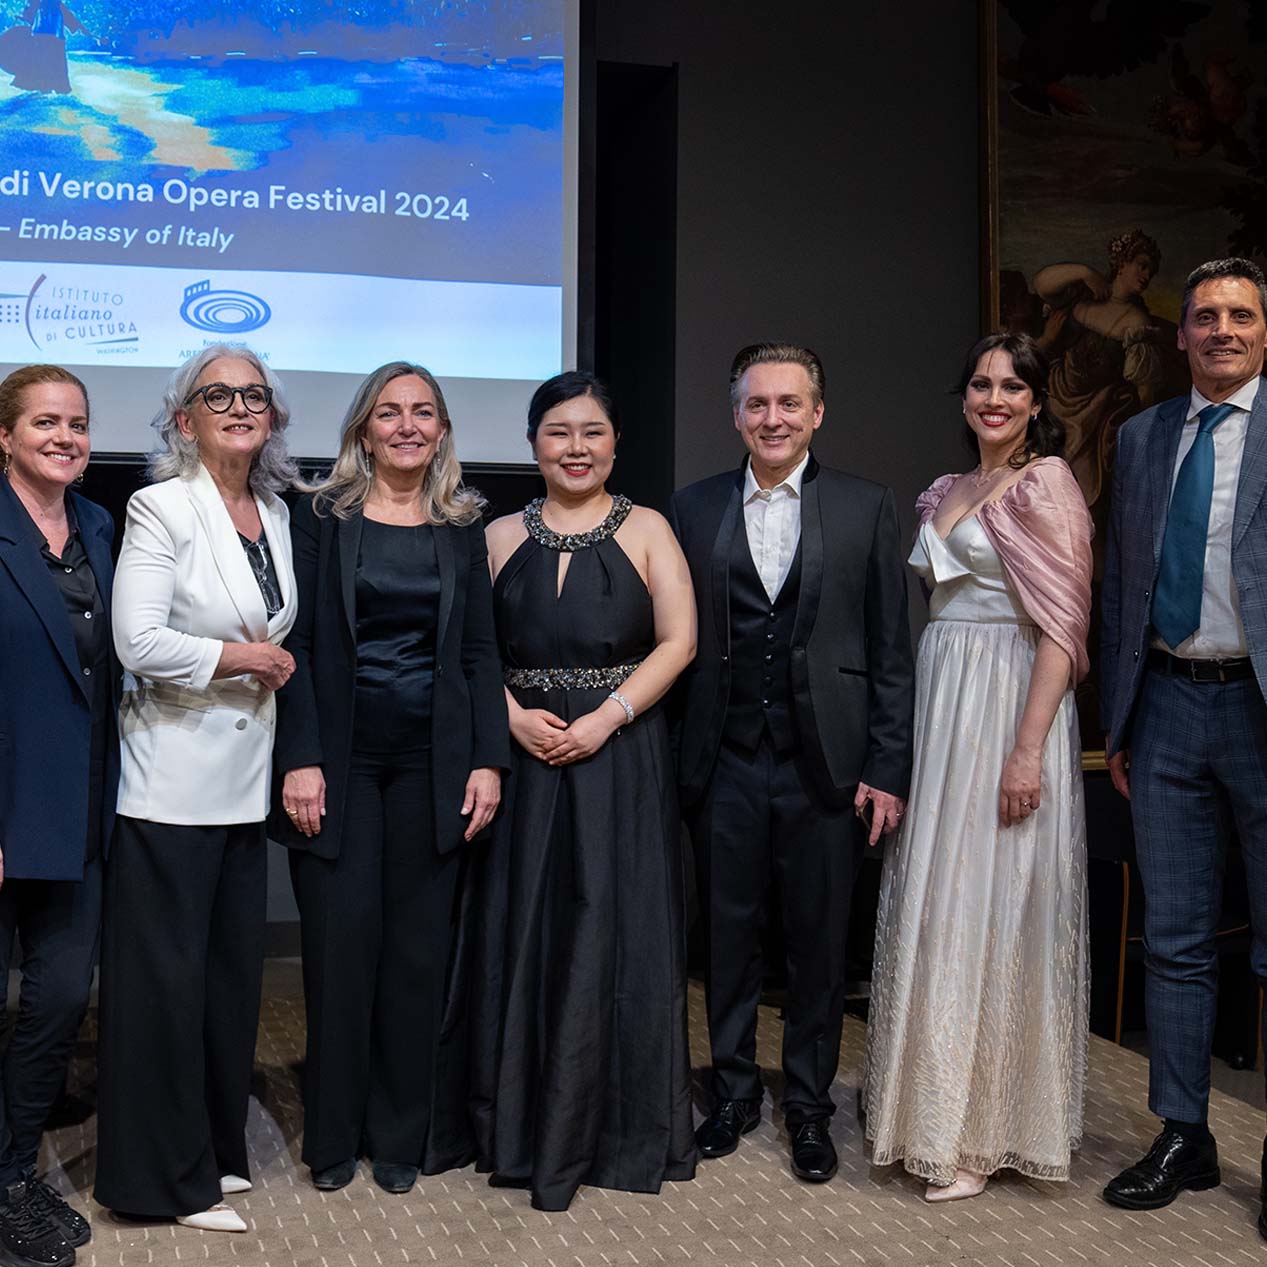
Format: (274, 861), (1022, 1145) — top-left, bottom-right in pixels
(0, 0), (564, 286)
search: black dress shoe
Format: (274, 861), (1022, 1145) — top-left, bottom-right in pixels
(1103, 1128), (1220, 1210)
(695, 1099), (761, 1158)
(312, 1158), (357, 1191)
(372, 1161), (419, 1195)
(789, 1120), (837, 1182)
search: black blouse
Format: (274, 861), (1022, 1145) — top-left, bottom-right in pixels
(352, 519), (441, 754)
(19, 499), (108, 678)
(238, 531), (283, 618)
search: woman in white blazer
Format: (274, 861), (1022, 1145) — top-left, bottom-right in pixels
(94, 345), (298, 1234)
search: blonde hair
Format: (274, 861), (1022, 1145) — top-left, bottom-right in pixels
(306, 362), (485, 524)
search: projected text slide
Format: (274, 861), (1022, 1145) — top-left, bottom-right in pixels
(0, 0), (566, 397)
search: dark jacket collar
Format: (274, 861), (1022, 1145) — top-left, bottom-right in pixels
(734, 451), (821, 490)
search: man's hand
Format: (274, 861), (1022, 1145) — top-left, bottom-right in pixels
(1107, 745), (1130, 800)
(854, 782), (906, 846)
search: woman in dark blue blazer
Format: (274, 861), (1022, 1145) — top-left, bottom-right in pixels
(0, 364), (118, 1266)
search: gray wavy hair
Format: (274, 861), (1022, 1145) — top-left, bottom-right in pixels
(305, 361), (484, 524)
(147, 344), (299, 495)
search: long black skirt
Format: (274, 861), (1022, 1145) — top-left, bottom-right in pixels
(458, 698), (697, 1211)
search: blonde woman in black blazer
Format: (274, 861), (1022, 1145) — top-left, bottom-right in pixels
(274, 361), (508, 1196)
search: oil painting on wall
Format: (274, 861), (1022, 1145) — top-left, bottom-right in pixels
(985, 0), (1267, 747)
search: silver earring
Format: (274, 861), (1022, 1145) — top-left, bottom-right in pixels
(1, 451), (8, 477)
(361, 447), (374, 475)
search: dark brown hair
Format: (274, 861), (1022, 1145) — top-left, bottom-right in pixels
(956, 333), (1065, 467)
(729, 343), (825, 411)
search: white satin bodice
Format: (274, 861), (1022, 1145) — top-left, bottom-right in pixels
(909, 517), (1030, 626)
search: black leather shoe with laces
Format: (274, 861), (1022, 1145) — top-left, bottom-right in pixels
(0, 1179), (74, 1267)
(23, 1179), (88, 1250)
(1103, 1128), (1220, 1210)
(695, 1099), (761, 1159)
(789, 1121), (837, 1182)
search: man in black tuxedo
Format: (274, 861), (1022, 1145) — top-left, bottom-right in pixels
(670, 342), (914, 1182)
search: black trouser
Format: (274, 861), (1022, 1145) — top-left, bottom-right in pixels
(689, 737), (861, 1125)
(93, 817), (266, 1217)
(289, 747), (459, 1170)
(0, 857), (102, 1186)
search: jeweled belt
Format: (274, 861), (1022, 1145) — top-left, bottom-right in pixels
(504, 660), (642, 690)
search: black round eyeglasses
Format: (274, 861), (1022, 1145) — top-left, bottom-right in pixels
(184, 383), (274, 414)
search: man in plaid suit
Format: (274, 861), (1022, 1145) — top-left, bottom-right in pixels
(1101, 257), (1267, 1237)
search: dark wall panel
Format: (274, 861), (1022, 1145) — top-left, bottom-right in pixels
(595, 1), (982, 537)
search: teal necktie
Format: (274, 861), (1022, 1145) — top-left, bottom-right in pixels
(1151, 402), (1237, 648)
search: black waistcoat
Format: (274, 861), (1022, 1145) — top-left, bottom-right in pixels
(723, 514), (802, 753)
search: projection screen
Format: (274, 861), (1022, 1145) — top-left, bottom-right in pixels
(0, 0), (578, 463)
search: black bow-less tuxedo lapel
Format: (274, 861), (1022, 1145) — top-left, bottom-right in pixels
(790, 461), (823, 648)
(708, 472), (744, 658)
(337, 512), (363, 640)
(0, 482), (88, 700)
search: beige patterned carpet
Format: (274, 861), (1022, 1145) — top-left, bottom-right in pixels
(38, 969), (1267, 1267)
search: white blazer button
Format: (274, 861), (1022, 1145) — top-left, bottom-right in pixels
(235, 718), (248, 730)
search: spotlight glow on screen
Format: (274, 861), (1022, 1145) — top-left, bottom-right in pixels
(0, 0), (577, 462)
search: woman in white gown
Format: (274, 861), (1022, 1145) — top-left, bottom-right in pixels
(863, 332), (1093, 1202)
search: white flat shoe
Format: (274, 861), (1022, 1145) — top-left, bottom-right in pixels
(176, 1203), (248, 1232)
(925, 1169), (988, 1203)
(219, 1174), (252, 1195)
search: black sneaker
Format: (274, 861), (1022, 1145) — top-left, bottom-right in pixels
(0, 1180), (74, 1267)
(24, 1179), (89, 1250)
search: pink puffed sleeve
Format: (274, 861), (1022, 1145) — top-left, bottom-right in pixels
(977, 457), (1094, 683)
(915, 474), (960, 526)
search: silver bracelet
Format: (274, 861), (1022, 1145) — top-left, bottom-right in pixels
(607, 690), (635, 724)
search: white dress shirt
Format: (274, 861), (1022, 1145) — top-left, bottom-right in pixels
(1153, 378), (1259, 658)
(742, 452), (808, 602)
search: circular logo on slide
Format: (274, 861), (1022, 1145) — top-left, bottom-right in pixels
(179, 279), (271, 333)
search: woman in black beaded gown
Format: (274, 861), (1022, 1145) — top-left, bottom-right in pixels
(467, 371), (698, 1211)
